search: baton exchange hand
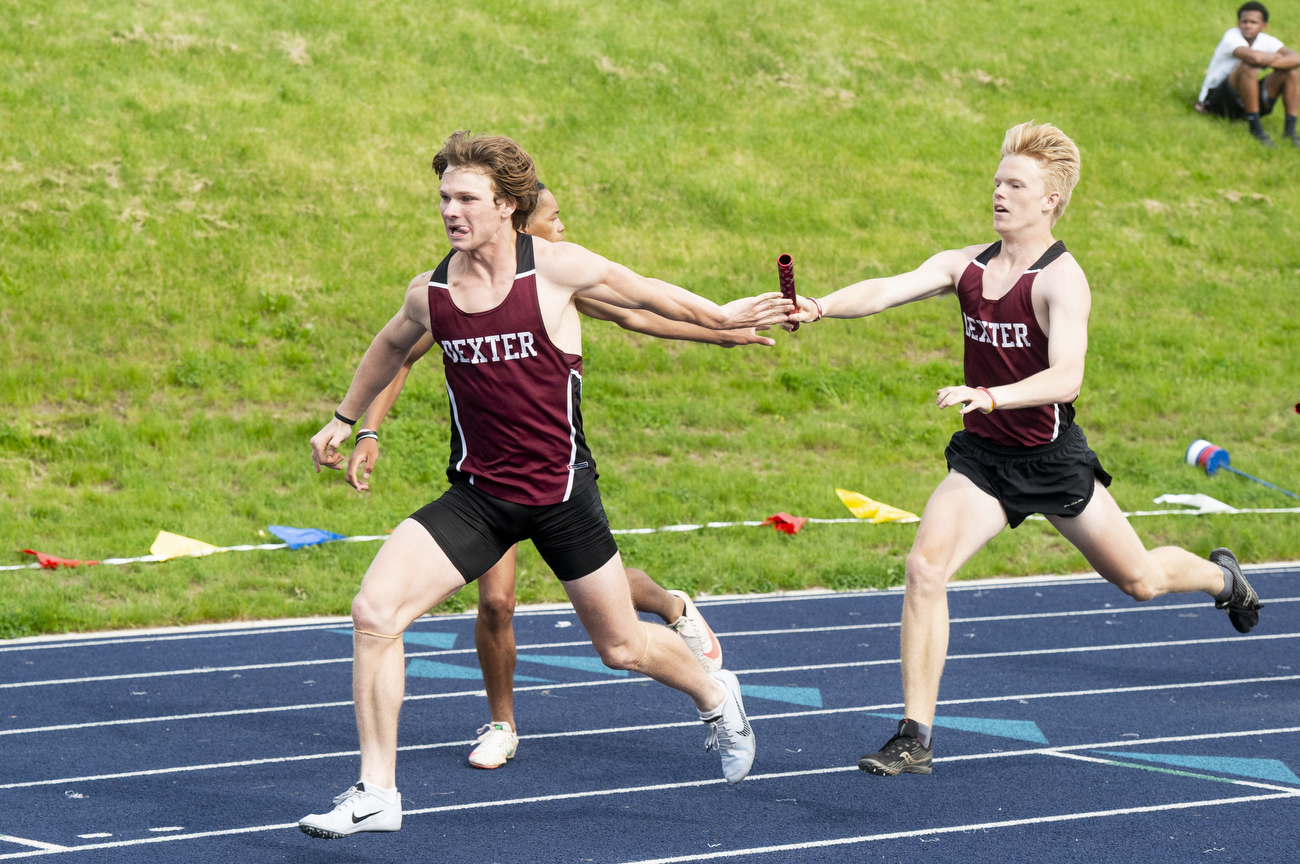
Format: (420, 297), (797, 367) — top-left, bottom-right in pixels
(310, 418), (353, 473)
(716, 292), (794, 330)
(936, 385), (994, 415)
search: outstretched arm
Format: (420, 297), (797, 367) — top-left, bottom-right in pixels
(541, 242), (793, 331)
(936, 262), (1090, 415)
(786, 248), (971, 324)
(310, 277), (430, 473)
(345, 332), (437, 490)
(575, 289), (776, 347)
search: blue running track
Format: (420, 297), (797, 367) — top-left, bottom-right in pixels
(2, 566), (1298, 862)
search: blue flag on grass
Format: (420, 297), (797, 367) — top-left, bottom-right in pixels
(268, 525), (347, 550)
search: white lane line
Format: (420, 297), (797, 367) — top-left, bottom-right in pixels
(5, 684), (1299, 792)
(0, 837), (66, 852)
(610, 793), (1300, 864)
(10, 602), (1299, 691)
(720, 597), (1300, 637)
(4, 632), (1297, 738)
(4, 739), (1300, 859)
(5, 565), (1297, 655)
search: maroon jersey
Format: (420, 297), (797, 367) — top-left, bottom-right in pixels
(426, 233), (594, 505)
(957, 240), (1073, 447)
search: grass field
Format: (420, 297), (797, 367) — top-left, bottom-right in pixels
(2, 0), (1298, 638)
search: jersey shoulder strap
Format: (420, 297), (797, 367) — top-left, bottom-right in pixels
(1026, 240), (1067, 274)
(429, 249), (456, 288)
(515, 231), (535, 276)
(973, 241), (1001, 268)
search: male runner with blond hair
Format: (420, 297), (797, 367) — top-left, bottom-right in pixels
(345, 180), (762, 769)
(786, 121), (1261, 776)
(300, 131), (790, 838)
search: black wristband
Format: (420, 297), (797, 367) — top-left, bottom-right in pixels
(355, 429), (378, 443)
(334, 410), (358, 426)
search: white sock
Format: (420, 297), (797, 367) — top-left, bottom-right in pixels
(360, 782), (398, 803)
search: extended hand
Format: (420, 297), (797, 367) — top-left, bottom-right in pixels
(781, 296), (821, 331)
(936, 385), (994, 415)
(345, 438), (380, 491)
(310, 418), (353, 472)
(716, 292), (794, 330)
(718, 326), (776, 347)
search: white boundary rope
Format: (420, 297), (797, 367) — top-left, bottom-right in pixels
(4, 500), (1298, 572)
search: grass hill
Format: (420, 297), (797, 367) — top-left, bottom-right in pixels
(2, 0), (1298, 637)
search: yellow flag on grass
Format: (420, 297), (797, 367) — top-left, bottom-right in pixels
(150, 530), (218, 560)
(835, 488), (918, 523)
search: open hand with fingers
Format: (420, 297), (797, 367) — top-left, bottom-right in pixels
(716, 292), (794, 330)
(936, 385), (995, 415)
(717, 326), (777, 347)
(346, 437), (380, 491)
(310, 418), (354, 473)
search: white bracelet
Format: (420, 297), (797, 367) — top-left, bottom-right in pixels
(355, 429), (378, 443)
(811, 297), (825, 322)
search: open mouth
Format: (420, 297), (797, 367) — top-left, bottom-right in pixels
(994, 205), (1010, 215)
(447, 225), (470, 238)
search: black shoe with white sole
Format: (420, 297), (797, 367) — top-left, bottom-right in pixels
(858, 719), (933, 776)
(1211, 548), (1261, 634)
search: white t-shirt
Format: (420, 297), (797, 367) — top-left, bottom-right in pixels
(1199, 27), (1285, 102)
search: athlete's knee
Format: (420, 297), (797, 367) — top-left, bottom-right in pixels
(1108, 571), (1158, 603)
(904, 551), (947, 597)
(351, 592), (400, 635)
(591, 627), (647, 671)
(477, 591), (516, 629)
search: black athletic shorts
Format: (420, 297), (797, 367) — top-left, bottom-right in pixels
(1202, 76), (1276, 119)
(409, 477), (620, 582)
(944, 424), (1113, 529)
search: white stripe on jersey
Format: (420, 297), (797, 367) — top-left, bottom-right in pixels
(446, 383), (469, 473)
(563, 369), (581, 502)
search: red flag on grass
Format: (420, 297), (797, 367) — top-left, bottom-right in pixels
(763, 512), (808, 535)
(20, 550), (99, 569)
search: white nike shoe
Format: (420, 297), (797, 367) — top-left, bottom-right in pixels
(700, 669), (755, 784)
(299, 782), (402, 839)
(668, 590), (723, 673)
(468, 721), (519, 769)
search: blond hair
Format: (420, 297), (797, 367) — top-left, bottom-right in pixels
(432, 131), (539, 231)
(1000, 121), (1080, 225)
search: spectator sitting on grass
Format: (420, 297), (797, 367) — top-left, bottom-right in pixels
(1194, 2), (1299, 147)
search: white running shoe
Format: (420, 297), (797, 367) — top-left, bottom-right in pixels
(668, 589), (723, 673)
(699, 669), (755, 783)
(468, 721), (519, 769)
(299, 782), (402, 839)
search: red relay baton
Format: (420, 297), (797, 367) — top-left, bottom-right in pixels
(777, 253), (798, 331)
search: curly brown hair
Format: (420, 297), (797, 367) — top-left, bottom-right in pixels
(432, 131), (539, 231)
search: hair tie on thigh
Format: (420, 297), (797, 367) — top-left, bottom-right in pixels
(630, 622), (650, 671)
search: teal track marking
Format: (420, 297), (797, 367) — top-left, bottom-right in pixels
(517, 654), (629, 676)
(739, 685), (823, 707)
(406, 659), (551, 683)
(1093, 751), (1300, 784)
(328, 629), (458, 649)
(867, 713), (1049, 743)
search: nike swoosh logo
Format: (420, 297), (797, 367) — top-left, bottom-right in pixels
(352, 810), (384, 824)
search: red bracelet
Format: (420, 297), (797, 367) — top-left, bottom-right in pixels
(810, 297), (825, 321)
(976, 387), (997, 411)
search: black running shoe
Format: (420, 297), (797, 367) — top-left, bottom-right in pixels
(1253, 129), (1278, 148)
(1210, 548), (1261, 634)
(1286, 133), (1300, 149)
(858, 719), (932, 776)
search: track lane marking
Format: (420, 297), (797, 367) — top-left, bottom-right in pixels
(3, 566), (1294, 655)
(0, 838), (66, 853)
(4, 641), (1297, 737)
(609, 792), (1300, 864)
(7, 615), (1298, 691)
(4, 739), (1300, 859)
(1043, 750), (1300, 793)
